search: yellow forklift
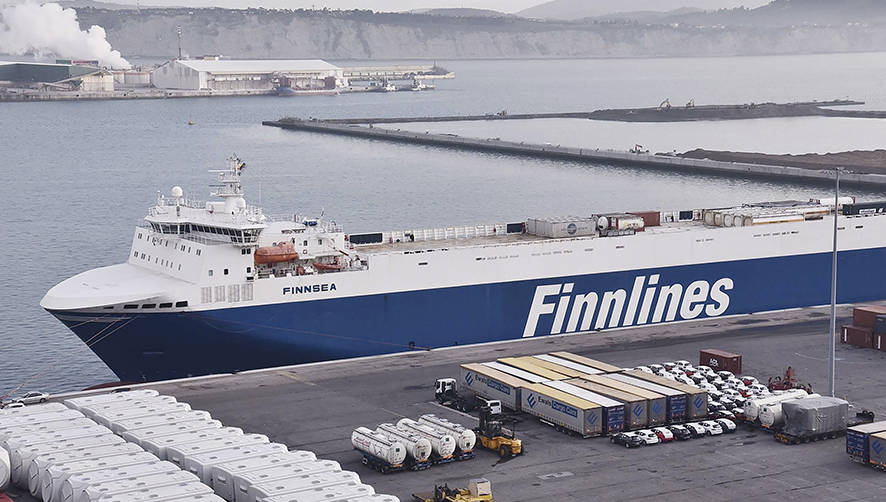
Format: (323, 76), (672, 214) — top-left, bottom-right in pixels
(412, 478), (493, 502)
(476, 405), (522, 458)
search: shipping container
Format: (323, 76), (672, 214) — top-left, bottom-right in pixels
(531, 354), (603, 377)
(184, 442), (289, 484)
(565, 378), (648, 429)
(497, 357), (570, 381)
(548, 352), (622, 373)
(841, 325), (874, 348)
(629, 211), (661, 229)
(596, 213), (644, 231)
(853, 305), (886, 328)
(875, 315), (886, 335)
(520, 383), (602, 437)
(699, 349), (742, 374)
(622, 370), (708, 420)
(869, 432), (886, 467)
(605, 373), (688, 422)
(243, 470), (359, 502)
(212, 452), (318, 500)
(458, 363), (531, 411)
(846, 421), (886, 464)
(526, 217), (596, 239)
(578, 374), (667, 426)
(543, 381), (625, 434)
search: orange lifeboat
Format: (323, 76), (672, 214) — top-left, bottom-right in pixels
(313, 261), (344, 272)
(254, 243), (299, 264)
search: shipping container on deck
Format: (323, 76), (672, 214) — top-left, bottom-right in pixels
(459, 363), (533, 411)
(141, 427), (245, 460)
(630, 211), (661, 229)
(543, 381), (625, 434)
(531, 354), (603, 377)
(243, 470), (359, 502)
(520, 383), (602, 437)
(184, 442), (290, 484)
(578, 375), (667, 426)
(165, 434), (270, 468)
(10, 434), (126, 487)
(496, 357), (569, 381)
(842, 325), (874, 348)
(212, 452), (319, 500)
(622, 370), (708, 420)
(605, 373), (688, 422)
(566, 378), (648, 429)
(698, 349), (742, 374)
(63, 390), (161, 413)
(119, 420), (224, 446)
(846, 421), (886, 464)
(853, 305), (886, 328)
(548, 352), (622, 373)
(111, 410), (215, 434)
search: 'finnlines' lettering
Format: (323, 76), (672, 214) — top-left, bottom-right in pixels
(523, 275), (733, 338)
(283, 283), (337, 295)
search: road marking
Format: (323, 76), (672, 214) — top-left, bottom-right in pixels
(538, 471), (574, 480)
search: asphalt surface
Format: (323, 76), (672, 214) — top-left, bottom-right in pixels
(10, 305), (886, 502)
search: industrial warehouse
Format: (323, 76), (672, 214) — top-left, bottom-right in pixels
(149, 58), (343, 91)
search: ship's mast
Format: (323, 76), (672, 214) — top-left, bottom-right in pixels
(209, 155), (247, 214)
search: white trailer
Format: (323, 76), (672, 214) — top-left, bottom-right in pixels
(10, 434), (125, 486)
(63, 390), (161, 412)
(141, 427), (244, 460)
(41, 452), (159, 502)
(212, 451), (318, 500)
(417, 415), (476, 457)
(520, 383), (603, 437)
(72, 470), (200, 502)
(458, 363), (531, 411)
(184, 442), (289, 484)
(395, 419), (455, 462)
(745, 389), (808, 421)
(28, 442), (143, 498)
(120, 420), (224, 446)
(165, 434), (269, 467)
(256, 481), (373, 502)
(242, 468), (358, 502)
(61, 461), (180, 502)
(111, 410), (214, 434)
(375, 424), (432, 466)
(91, 403), (192, 428)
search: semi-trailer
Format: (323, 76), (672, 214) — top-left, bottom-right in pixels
(542, 381), (625, 434)
(244, 471), (361, 502)
(351, 427), (407, 474)
(530, 354), (603, 377)
(759, 394), (821, 428)
(212, 452), (321, 501)
(416, 415), (476, 460)
(846, 421), (886, 464)
(605, 373), (688, 423)
(565, 378), (648, 430)
(623, 370), (709, 420)
(184, 442), (290, 484)
(481, 362), (549, 385)
(232, 461), (347, 502)
(458, 363), (531, 411)
(375, 424), (432, 469)
(548, 352), (622, 373)
(577, 374), (667, 426)
(396, 419), (456, 463)
(520, 383), (602, 437)
(775, 397), (850, 445)
(496, 357), (570, 381)
(744, 390), (809, 422)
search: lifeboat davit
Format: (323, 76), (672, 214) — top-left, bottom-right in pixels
(254, 243), (299, 264)
(313, 262), (344, 271)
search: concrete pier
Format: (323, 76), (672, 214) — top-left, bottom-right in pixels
(263, 117), (886, 187)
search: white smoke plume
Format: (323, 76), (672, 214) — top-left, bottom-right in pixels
(0, 1), (130, 68)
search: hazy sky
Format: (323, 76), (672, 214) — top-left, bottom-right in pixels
(115, 0), (770, 14)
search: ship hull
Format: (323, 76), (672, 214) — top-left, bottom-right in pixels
(49, 247), (886, 382)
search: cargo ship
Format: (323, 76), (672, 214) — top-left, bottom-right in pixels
(41, 157), (886, 382)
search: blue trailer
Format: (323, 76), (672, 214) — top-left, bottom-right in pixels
(606, 373), (688, 423)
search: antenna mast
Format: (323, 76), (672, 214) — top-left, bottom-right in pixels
(176, 26), (183, 60)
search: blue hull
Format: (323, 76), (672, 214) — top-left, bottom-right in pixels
(50, 248), (886, 382)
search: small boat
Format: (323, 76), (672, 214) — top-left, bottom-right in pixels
(313, 261), (344, 271)
(254, 242), (299, 264)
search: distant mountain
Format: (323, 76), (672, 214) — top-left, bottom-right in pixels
(593, 7), (703, 23)
(663, 0), (886, 27)
(406, 8), (513, 18)
(518, 0), (767, 20)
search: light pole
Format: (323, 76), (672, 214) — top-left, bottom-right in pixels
(828, 167), (842, 397)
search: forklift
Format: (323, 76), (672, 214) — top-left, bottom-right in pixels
(413, 478), (493, 502)
(475, 405), (522, 458)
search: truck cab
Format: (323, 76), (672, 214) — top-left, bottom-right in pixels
(435, 378), (456, 401)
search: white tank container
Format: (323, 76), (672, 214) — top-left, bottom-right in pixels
(0, 402), (68, 416)
(94, 485), (224, 502)
(10, 434), (125, 486)
(233, 461), (343, 502)
(246, 471), (361, 502)
(395, 419), (456, 459)
(351, 428), (407, 466)
(73, 469), (199, 502)
(758, 393), (821, 427)
(0, 417), (96, 441)
(0, 409), (86, 433)
(3, 423), (113, 460)
(111, 410), (214, 434)
(165, 434), (270, 467)
(63, 461), (181, 502)
(63, 390), (161, 412)
(417, 415), (476, 453)
(42, 452), (159, 502)
(0, 448), (9, 492)
(212, 451), (317, 500)
(91, 403), (192, 428)
(28, 442), (143, 498)
(141, 427), (244, 459)
(257, 482), (373, 502)
(744, 389), (807, 421)
(184, 442), (289, 484)
(79, 396), (179, 419)
(119, 420), (223, 446)
(375, 424), (432, 463)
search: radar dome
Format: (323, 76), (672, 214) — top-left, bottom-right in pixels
(171, 186), (184, 198)
(236, 197), (247, 209)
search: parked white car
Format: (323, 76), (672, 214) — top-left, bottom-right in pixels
(648, 364), (665, 375)
(717, 370), (735, 380)
(695, 365), (716, 378)
(634, 366), (654, 374)
(675, 360), (692, 369)
(684, 422), (707, 438)
(635, 429), (661, 445)
(662, 362), (677, 371)
(15, 391), (49, 405)
(747, 384), (770, 396)
(698, 420), (724, 436)
(715, 418), (737, 433)
(698, 382), (717, 393)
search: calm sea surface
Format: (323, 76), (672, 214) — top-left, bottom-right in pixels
(2, 53), (886, 394)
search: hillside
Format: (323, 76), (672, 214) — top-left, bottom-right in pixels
(517, 0), (767, 20)
(664, 0), (886, 26)
(74, 7), (886, 60)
